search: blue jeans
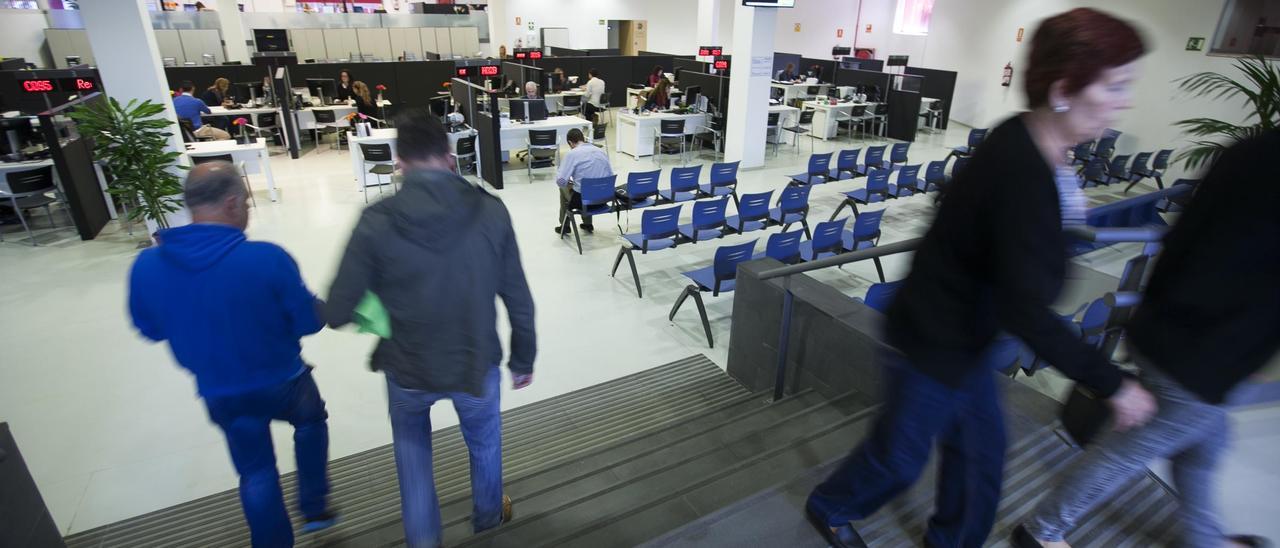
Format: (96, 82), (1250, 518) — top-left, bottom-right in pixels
(205, 367), (330, 548)
(386, 367), (504, 548)
(807, 352), (1006, 548)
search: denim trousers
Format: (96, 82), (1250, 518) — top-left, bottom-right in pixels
(807, 352), (1007, 548)
(204, 368), (330, 548)
(1027, 364), (1230, 547)
(386, 367), (504, 548)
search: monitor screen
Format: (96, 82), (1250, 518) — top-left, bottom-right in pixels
(683, 85), (701, 108)
(887, 55), (909, 67)
(509, 99), (548, 122)
(304, 78), (337, 102)
(743, 0), (795, 6)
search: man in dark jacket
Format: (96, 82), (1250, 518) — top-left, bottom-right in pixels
(325, 108), (536, 548)
(128, 162), (336, 547)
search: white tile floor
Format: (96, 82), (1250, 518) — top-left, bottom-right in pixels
(1, 116), (1275, 540)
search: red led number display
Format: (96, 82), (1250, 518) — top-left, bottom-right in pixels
(479, 65), (500, 76)
(23, 79), (55, 93)
(528, 51), (543, 60)
(713, 60), (729, 70)
(456, 67), (471, 77)
(74, 78), (95, 90)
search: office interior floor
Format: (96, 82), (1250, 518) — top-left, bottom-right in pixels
(1, 117), (1276, 541)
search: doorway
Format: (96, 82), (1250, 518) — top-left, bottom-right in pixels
(617, 20), (648, 56)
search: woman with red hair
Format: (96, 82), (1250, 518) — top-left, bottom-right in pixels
(804, 8), (1157, 548)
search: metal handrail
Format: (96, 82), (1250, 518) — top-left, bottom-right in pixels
(757, 238), (923, 281)
(1066, 225), (1167, 243)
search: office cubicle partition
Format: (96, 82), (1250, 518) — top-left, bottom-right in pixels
(451, 77), (502, 189)
(800, 57), (837, 82)
(503, 61), (544, 94)
(855, 58), (885, 72)
(38, 93), (113, 240)
(886, 89), (923, 142)
(904, 66), (957, 130)
(547, 46), (588, 57)
(583, 48), (622, 56)
(672, 58), (709, 80)
(772, 52), (803, 78)
(526, 54), (674, 108)
(678, 71), (729, 116)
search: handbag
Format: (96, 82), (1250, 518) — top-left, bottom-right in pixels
(1060, 383), (1111, 447)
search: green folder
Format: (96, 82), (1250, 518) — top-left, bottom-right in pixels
(354, 291), (392, 339)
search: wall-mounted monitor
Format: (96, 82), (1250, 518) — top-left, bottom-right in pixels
(253, 29), (290, 53)
(887, 55), (909, 67)
(743, 0), (795, 6)
(832, 46), (852, 57)
(698, 46), (723, 57)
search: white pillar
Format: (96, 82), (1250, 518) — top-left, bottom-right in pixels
(214, 0), (252, 64)
(724, 4), (775, 169)
(696, 0), (720, 49)
(80, 0), (183, 156)
(486, 0), (509, 56)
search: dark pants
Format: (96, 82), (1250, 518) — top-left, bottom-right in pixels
(807, 352), (1006, 548)
(205, 368), (331, 548)
(387, 367), (504, 548)
(559, 185), (592, 226)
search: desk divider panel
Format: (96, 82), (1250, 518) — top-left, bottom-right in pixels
(772, 52), (802, 78)
(904, 66), (957, 130)
(886, 89), (922, 142)
(800, 57), (837, 82)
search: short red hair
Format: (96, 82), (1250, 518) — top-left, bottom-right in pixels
(1024, 8), (1146, 109)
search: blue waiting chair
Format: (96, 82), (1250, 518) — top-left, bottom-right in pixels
(854, 280), (903, 313)
(1105, 154), (1132, 185)
(916, 160), (946, 193)
(767, 185), (812, 238)
(1070, 141), (1094, 168)
(699, 161), (740, 204)
(842, 208), (886, 282)
(798, 218), (848, 261)
(887, 142), (910, 170)
(726, 190), (774, 234)
(1020, 297), (1114, 376)
(620, 170), (661, 210)
(660, 165), (702, 203)
(831, 168), (895, 220)
(1155, 178), (1198, 213)
(670, 239), (759, 348)
(611, 204), (682, 298)
(1080, 158), (1109, 188)
(753, 230), (804, 264)
(855, 145), (887, 176)
(828, 148), (861, 181)
(789, 152), (834, 186)
(891, 164), (921, 197)
(1126, 149), (1172, 192)
(948, 128), (987, 160)
(1090, 136), (1117, 163)
(561, 175), (617, 255)
(678, 195), (730, 243)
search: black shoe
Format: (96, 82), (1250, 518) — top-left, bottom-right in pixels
(804, 506), (867, 548)
(301, 511), (339, 534)
(554, 225), (569, 235)
(581, 223), (595, 233)
(1010, 524), (1043, 548)
(1231, 535), (1275, 548)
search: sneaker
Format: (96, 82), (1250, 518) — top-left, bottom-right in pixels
(301, 511), (339, 534)
(804, 505), (866, 548)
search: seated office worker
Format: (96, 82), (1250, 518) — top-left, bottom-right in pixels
(776, 62), (799, 82)
(583, 68), (606, 121)
(524, 81), (541, 100)
(336, 69), (355, 102)
(554, 128), (613, 234)
(128, 162), (337, 547)
(352, 81), (378, 118)
(202, 77), (232, 107)
(174, 80), (230, 140)
(325, 109), (536, 548)
(643, 78), (673, 111)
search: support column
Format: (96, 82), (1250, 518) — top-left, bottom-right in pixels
(486, 0), (509, 57)
(724, 3), (775, 169)
(696, 0), (720, 49)
(79, 0), (183, 159)
(214, 0), (252, 64)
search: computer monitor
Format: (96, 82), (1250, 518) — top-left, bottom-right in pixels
(683, 85), (701, 108)
(305, 78), (338, 104)
(510, 99), (548, 122)
(231, 81), (265, 103)
(832, 46), (852, 57)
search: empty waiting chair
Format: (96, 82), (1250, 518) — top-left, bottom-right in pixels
(831, 169), (896, 220)
(1090, 135), (1117, 163)
(620, 169), (662, 210)
(1070, 141), (1094, 168)
(1079, 158), (1110, 188)
(1105, 154), (1132, 185)
(753, 230), (805, 264)
(887, 142), (910, 169)
(855, 280), (904, 313)
(855, 145), (887, 176)
(828, 148), (861, 181)
(699, 161), (740, 203)
(670, 239), (760, 348)
(768, 185), (813, 238)
(915, 160), (946, 193)
(789, 152), (834, 186)
(948, 128), (987, 160)
(678, 195), (731, 243)
(799, 218), (848, 262)
(726, 190), (774, 234)
(892, 164), (921, 197)
(842, 208), (887, 282)
(1127, 148), (1173, 192)
(611, 204), (683, 298)
(660, 165), (703, 203)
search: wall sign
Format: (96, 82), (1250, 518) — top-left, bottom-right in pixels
(1186, 37), (1205, 51)
(21, 79), (55, 93)
(1016, 27), (1024, 42)
(515, 16), (521, 25)
(714, 58), (731, 71)
(865, 24), (873, 33)
(837, 28), (844, 38)
(527, 22), (535, 30)
(794, 23), (801, 32)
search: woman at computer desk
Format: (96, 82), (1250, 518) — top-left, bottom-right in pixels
(337, 69), (355, 102)
(201, 78), (232, 107)
(352, 81), (379, 119)
(643, 78), (673, 111)
(648, 65), (665, 87)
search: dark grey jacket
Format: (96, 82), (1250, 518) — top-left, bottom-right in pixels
(325, 169), (536, 396)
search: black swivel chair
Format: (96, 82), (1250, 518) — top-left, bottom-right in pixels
(312, 109), (343, 151)
(561, 94), (584, 117)
(359, 143), (397, 203)
(654, 119), (688, 165)
(256, 112), (284, 147)
(526, 129), (559, 180)
(693, 114), (725, 161)
(592, 122), (609, 151)
(765, 112), (782, 156)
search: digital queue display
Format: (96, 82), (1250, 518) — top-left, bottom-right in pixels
(697, 46), (723, 57)
(455, 64), (500, 78)
(713, 58), (730, 71)
(20, 76), (98, 94)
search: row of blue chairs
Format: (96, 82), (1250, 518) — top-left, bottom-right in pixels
(1079, 149), (1173, 191)
(667, 208), (889, 347)
(786, 143), (913, 186)
(829, 163), (949, 219)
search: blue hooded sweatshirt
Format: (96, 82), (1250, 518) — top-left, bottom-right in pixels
(128, 223), (323, 398)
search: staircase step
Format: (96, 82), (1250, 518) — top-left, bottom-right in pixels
(456, 390), (878, 548)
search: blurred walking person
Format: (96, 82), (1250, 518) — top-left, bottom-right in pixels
(325, 108), (536, 548)
(128, 162), (336, 547)
(804, 9), (1157, 547)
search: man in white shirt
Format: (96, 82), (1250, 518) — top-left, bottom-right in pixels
(583, 68), (606, 121)
(555, 128), (613, 234)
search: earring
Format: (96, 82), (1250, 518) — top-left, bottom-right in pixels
(1052, 103), (1070, 113)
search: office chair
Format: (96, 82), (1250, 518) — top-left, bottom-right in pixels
(255, 112), (284, 147)
(561, 94), (584, 117)
(693, 114), (725, 161)
(0, 165), (69, 246)
(312, 109), (343, 151)
(592, 122), (609, 151)
(783, 109), (816, 154)
(655, 119), (688, 165)
(359, 143), (397, 203)
(526, 129), (559, 180)
(765, 112), (781, 156)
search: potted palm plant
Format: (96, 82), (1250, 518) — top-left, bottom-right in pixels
(70, 97), (185, 239)
(1174, 55), (1279, 171)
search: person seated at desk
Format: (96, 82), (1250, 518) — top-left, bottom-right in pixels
(174, 80), (230, 141)
(554, 128), (612, 235)
(523, 81), (541, 100)
(549, 68), (568, 93)
(336, 69), (354, 102)
(806, 64), (823, 81)
(352, 81), (378, 118)
(648, 65), (664, 87)
(201, 78), (232, 107)
(583, 68), (606, 121)
(642, 78), (673, 111)
(776, 63), (799, 82)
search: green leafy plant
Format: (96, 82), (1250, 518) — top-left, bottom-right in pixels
(70, 97), (185, 230)
(1173, 55), (1280, 171)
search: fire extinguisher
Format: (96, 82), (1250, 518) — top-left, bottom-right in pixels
(1002, 62), (1013, 87)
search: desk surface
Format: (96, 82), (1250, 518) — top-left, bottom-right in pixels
(349, 128), (398, 142)
(617, 111), (706, 122)
(802, 100), (874, 109)
(206, 106), (278, 116)
(185, 138), (268, 155)
(772, 81), (831, 88)
(501, 116), (592, 130)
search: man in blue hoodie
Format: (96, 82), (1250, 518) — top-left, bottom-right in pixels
(128, 162), (336, 547)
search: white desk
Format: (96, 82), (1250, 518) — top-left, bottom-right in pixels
(616, 111), (708, 158)
(769, 105), (801, 144)
(544, 91), (585, 113)
(771, 82), (831, 106)
(802, 100), (874, 140)
(499, 116), (592, 154)
(294, 105), (356, 131)
(346, 128), (478, 190)
(184, 138), (277, 202)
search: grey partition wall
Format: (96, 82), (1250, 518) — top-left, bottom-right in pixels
(800, 57), (837, 82)
(886, 89), (922, 142)
(834, 68), (891, 100)
(451, 78), (502, 189)
(904, 66), (957, 130)
(547, 46), (588, 57)
(502, 62), (543, 92)
(772, 52), (802, 77)
(678, 70), (729, 115)
(672, 58), (708, 82)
